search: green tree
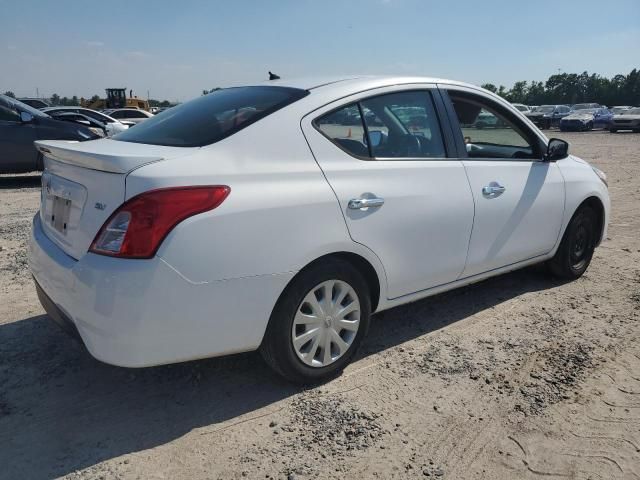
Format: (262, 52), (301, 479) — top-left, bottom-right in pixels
(3, 91), (16, 98)
(481, 83), (497, 93)
(50, 93), (60, 105)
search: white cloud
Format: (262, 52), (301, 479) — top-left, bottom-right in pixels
(85, 41), (104, 48)
(7, 45), (17, 50)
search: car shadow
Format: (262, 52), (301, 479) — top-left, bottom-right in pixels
(0, 266), (561, 479)
(0, 174), (41, 190)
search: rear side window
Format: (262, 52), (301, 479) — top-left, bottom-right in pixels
(314, 90), (446, 160)
(125, 110), (147, 118)
(114, 86), (308, 147)
(315, 104), (369, 157)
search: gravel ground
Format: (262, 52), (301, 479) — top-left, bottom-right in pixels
(0, 131), (639, 480)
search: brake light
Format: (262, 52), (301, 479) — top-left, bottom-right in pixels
(90, 186), (230, 259)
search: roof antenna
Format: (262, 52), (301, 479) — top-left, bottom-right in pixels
(268, 71), (280, 80)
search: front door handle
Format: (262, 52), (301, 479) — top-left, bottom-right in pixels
(348, 197), (385, 210)
(482, 182), (506, 197)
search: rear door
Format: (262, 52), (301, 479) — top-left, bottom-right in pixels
(441, 86), (565, 277)
(302, 85), (474, 299)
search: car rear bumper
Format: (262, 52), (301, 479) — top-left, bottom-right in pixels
(29, 214), (294, 367)
(560, 121), (588, 130)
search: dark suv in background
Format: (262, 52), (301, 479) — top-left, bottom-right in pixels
(0, 95), (100, 174)
(525, 104), (571, 129)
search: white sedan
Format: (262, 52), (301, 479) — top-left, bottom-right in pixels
(41, 107), (131, 136)
(29, 76), (610, 383)
(102, 108), (154, 124)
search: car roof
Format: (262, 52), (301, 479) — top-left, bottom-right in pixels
(254, 75), (473, 92)
(42, 106), (89, 111)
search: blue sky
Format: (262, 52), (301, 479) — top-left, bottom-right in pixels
(1, 0), (638, 101)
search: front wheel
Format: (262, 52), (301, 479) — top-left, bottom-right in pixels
(547, 206), (597, 280)
(609, 128), (618, 133)
(260, 259), (371, 383)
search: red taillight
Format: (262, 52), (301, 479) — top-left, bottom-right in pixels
(90, 186), (230, 259)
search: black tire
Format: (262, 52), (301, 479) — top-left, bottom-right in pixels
(633, 128), (640, 133)
(35, 153), (44, 171)
(260, 259), (371, 384)
(609, 128), (617, 133)
(547, 206), (597, 280)
(586, 122), (593, 131)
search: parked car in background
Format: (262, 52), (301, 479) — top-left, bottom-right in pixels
(526, 104), (571, 129)
(102, 108), (154, 124)
(43, 111), (107, 137)
(18, 98), (51, 109)
(529, 105), (539, 112)
(571, 103), (601, 111)
(609, 107), (640, 133)
(0, 95), (100, 173)
(29, 76), (609, 383)
(610, 106), (632, 115)
(560, 107), (613, 131)
(473, 111), (506, 128)
(512, 103), (531, 113)
(42, 107), (131, 136)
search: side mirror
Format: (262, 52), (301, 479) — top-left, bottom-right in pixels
(20, 111), (34, 123)
(546, 138), (569, 162)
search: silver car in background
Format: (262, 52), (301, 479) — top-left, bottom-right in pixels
(609, 107), (640, 133)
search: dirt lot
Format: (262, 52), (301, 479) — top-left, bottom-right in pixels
(1, 131), (639, 480)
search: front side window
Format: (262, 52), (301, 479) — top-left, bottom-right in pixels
(0, 97), (20, 122)
(115, 86), (308, 147)
(449, 92), (537, 159)
(315, 90), (446, 160)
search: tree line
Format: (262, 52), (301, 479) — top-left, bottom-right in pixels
(482, 68), (640, 106)
(2, 91), (173, 108)
(5, 69), (639, 108)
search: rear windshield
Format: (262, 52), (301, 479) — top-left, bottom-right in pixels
(114, 86), (308, 147)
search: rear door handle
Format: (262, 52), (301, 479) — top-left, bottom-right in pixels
(348, 197), (385, 210)
(482, 183), (506, 197)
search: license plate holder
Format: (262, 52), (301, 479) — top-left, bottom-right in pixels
(51, 195), (72, 234)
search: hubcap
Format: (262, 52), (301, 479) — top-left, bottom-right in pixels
(570, 223), (590, 269)
(292, 280), (361, 368)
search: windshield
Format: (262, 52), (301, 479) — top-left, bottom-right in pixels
(114, 86), (308, 147)
(537, 106), (555, 113)
(513, 104), (528, 112)
(573, 109), (597, 114)
(3, 95), (49, 118)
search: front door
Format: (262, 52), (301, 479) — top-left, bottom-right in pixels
(0, 97), (38, 172)
(442, 87), (565, 277)
(302, 87), (475, 299)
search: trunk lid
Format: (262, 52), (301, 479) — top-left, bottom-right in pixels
(36, 139), (196, 259)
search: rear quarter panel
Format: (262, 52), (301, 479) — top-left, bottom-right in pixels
(125, 109), (389, 294)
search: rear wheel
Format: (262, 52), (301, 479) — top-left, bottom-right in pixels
(547, 206), (597, 280)
(609, 128), (618, 133)
(260, 259), (371, 383)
